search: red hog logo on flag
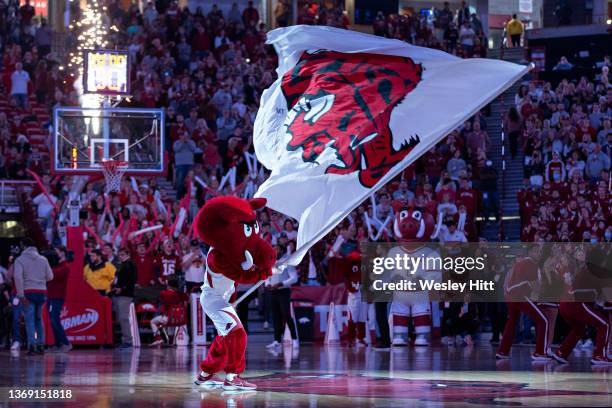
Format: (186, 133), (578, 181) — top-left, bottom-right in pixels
(280, 50), (423, 188)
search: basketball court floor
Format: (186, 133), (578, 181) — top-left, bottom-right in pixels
(1, 338), (611, 407)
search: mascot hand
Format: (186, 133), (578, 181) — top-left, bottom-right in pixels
(272, 263), (287, 275)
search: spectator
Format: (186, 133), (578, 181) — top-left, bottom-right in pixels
(504, 106), (523, 159)
(155, 239), (180, 285)
(182, 240), (205, 293)
(458, 22), (475, 57)
(434, 2), (452, 43)
(13, 238), (53, 355)
(506, 14), (523, 47)
(455, 1), (470, 26)
(597, 117), (611, 145)
(35, 19), (53, 57)
(470, 14), (484, 38)
(150, 277), (188, 346)
(275, 0), (290, 27)
(467, 120), (490, 156)
(216, 108), (237, 140)
(265, 245), (299, 350)
(111, 247), (137, 349)
(228, 2), (242, 26)
(10, 62), (30, 110)
(6, 255), (25, 351)
(545, 151), (566, 182)
(83, 249), (116, 296)
(392, 180), (415, 201)
(242, 1), (260, 28)
(447, 150), (467, 181)
(440, 219), (467, 243)
(143, 1), (158, 26)
(0, 263), (9, 348)
(132, 241), (155, 287)
(444, 22), (459, 53)
(553, 56), (574, 71)
(102, 243), (120, 269)
(46, 246), (71, 352)
(586, 144), (610, 181)
(19, 0), (35, 27)
(480, 160), (499, 222)
(32, 188), (57, 242)
(173, 131), (197, 199)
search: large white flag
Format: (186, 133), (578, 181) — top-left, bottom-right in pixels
(254, 25), (529, 266)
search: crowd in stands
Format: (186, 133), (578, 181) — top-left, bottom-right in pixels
(372, 1), (487, 58)
(0, 0), (493, 283)
(512, 59), (612, 243)
(8, 0), (605, 352)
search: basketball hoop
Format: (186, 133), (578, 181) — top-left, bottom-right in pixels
(100, 160), (128, 194)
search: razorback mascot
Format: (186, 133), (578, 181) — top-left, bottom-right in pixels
(344, 250), (369, 347)
(388, 201), (438, 346)
(194, 196), (276, 390)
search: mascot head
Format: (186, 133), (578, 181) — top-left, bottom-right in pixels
(195, 196), (276, 271)
(392, 200), (435, 242)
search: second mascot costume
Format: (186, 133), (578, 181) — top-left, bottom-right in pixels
(388, 201), (438, 346)
(193, 196), (277, 390)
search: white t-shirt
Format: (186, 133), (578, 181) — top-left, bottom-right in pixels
(32, 193), (57, 218)
(183, 252), (205, 283)
(284, 229), (298, 241)
(11, 70), (30, 95)
(441, 229), (467, 243)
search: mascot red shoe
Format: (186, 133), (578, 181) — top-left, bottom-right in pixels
(194, 196), (276, 390)
(388, 201), (438, 346)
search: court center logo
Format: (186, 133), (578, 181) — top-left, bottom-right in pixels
(253, 373), (606, 403)
(281, 50), (422, 188)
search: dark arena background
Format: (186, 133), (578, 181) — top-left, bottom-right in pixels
(0, 0), (611, 407)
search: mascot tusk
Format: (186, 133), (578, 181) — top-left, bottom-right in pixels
(416, 219), (426, 239)
(393, 218), (402, 238)
(241, 250), (254, 270)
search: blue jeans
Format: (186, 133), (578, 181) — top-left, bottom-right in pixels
(12, 93), (28, 109)
(11, 298), (23, 343)
(24, 293), (46, 347)
(175, 164), (192, 199)
(47, 299), (69, 347)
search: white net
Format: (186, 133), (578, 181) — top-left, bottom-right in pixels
(100, 161), (128, 194)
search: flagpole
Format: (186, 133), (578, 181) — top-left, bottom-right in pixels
(232, 280), (264, 307)
(231, 262), (288, 307)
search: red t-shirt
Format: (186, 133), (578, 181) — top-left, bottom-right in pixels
(456, 188), (477, 215)
(47, 262), (70, 299)
(156, 252), (180, 278)
(133, 252), (155, 286)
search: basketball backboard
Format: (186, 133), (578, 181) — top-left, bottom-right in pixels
(53, 107), (165, 176)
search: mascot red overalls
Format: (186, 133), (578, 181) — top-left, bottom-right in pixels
(194, 196), (276, 390)
(388, 201), (438, 346)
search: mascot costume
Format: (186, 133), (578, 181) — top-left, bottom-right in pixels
(344, 250), (369, 346)
(388, 201), (438, 346)
(194, 196), (277, 390)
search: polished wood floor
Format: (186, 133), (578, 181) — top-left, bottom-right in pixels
(1, 339), (611, 407)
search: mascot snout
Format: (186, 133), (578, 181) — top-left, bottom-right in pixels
(244, 239), (277, 271)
